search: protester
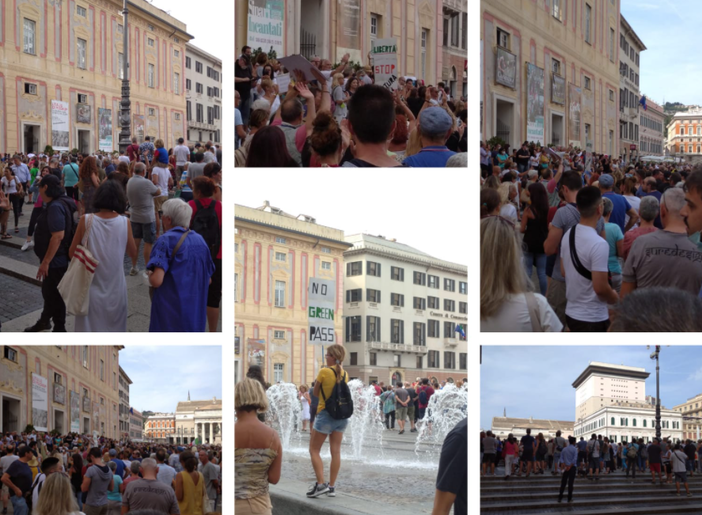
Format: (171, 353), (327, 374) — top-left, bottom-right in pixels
(521, 182), (549, 295)
(622, 195), (659, 260)
(78, 157), (100, 215)
(81, 447), (113, 515)
(122, 458), (179, 514)
(402, 106), (457, 167)
(557, 436), (578, 503)
(175, 451), (205, 515)
(35, 472), (81, 515)
(198, 451), (219, 513)
(0, 446), (33, 515)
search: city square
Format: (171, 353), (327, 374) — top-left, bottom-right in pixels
(480, 345), (702, 514)
(0, 345), (222, 514)
(0, 0), (223, 332)
(480, 0), (702, 332)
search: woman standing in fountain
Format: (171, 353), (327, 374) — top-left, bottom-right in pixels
(307, 344), (350, 499)
(235, 378), (283, 515)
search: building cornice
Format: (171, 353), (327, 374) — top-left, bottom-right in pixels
(573, 364), (650, 388)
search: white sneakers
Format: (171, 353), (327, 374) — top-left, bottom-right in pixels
(20, 240), (34, 252)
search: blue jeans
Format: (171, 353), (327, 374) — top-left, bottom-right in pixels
(523, 252), (547, 295)
(11, 496), (29, 515)
(239, 92), (252, 127)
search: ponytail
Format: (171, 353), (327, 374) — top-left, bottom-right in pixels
(326, 344), (346, 383)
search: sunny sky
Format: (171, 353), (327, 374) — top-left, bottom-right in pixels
(119, 346), (222, 413)
(235, 170), (469, 267)
(480, 346), (702, 430)
(621, 0), (702, 106)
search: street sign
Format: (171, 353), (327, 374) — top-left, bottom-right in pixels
(308, 277), (336, 344)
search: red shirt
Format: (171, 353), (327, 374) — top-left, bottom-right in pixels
(417, 385), (435, 409)
(188, 198), (222, 259)
(126, 144), (140, 162)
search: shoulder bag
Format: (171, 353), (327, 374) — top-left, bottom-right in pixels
(58, 214), (99, 316)
(149, 230), (190, 301)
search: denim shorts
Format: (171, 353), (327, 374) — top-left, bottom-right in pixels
(313, 408), (348, 435)
(131, 221), (156, 244)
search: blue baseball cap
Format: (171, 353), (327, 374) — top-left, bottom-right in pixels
(418, 107), (453, 138)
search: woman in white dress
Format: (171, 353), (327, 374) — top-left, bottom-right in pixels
(299, 385), (311, 432)
(69, 180), (137, 332)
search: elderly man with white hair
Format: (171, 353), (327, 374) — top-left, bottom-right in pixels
(622, 187), (702, 298)
(122, 457), (179, 514)
(146, 199), (215, 332)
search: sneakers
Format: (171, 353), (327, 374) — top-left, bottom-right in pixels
(398, 430), (405, 435)
(327, 486), (336, 497)
(129, 267), (139, 276)
(24, 320), (51, 332)
(688, 493), (693, 497)
(306, 483), (330, 498)
(20, 240), (34, 251)
(410, 428), (417, 432)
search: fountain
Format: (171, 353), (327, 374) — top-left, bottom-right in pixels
(415, 383), (468, 460)
(347, 379), (386, 459)
(265, 383), (302, 449)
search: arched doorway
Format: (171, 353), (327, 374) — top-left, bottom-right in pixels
(391, 371), (402, 385)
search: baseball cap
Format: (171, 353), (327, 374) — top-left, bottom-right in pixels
(109, 449), (117, 456)
(599, 174), (614, 188)
(418, 107), (453, 138)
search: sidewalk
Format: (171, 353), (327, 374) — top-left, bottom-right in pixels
(0, 205), (221, 332)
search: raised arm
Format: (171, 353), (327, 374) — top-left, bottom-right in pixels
(296, 83), (316, 139)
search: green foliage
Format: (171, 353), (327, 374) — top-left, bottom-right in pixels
(252, 46), (277, 62)
(70, 148), (80, 155)
(333, 60), (362, 72)
(43, 145), (54, 155)
(487, 136), (507, 148)
(24, 424), (35, 433)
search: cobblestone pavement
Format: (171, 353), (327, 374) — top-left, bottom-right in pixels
(0, 273), (43, 324)
(0, 240), (40, 265)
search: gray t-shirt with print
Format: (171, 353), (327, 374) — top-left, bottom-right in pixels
(126, 175), (159, 224)
(622, 230), (702, 295)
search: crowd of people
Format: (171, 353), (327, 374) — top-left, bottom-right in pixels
(0, 430), (222, 514)
(235, 46), (466, 168)
(481, 429), (698, 502)
(0, 143), (222, 333)
(236, 357), (467, 515)
(480, 141), (702, 331)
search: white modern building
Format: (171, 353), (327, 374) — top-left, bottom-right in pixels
(176, 397), (222, 445)
(342, 234), (467, 385)
(185, 43), (221, 146)
(573, 362), (682, 444)
(619, 16), (646, 163)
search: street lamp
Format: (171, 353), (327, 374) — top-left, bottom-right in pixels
(649, 345), (661, 440)
(118, 0), (131, 153)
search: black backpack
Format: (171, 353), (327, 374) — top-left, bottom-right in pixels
(191, 199), (220, 259)
(418, 387), (428, 406)
(34, 196), (78, 262)
(321, 367), (354, 420)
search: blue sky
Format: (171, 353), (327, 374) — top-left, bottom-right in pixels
(622, 0), (702, 105)
(481, 346), (702, 430)
(119, 346), (222, 413)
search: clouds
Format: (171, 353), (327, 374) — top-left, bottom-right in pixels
(119, 346), (222, 413)
(481, 346), (702, 430)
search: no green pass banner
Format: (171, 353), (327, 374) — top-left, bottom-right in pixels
(308, 277), (336, 344)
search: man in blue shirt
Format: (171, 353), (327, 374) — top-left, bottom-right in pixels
(625, 439), (639, 479)
(599, 173), (639, 232)
(576, 436), (588, 468)
(558, 436), (578, 503)
(11, 155), (30, 214)
(402, 107), (456, 168)
(643, 176), (663, 229)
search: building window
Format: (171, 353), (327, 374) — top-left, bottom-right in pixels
(497, 28), (510, 50)
(76, 4), (87, 16)
(370, 14), (378, 42)
(428, 296), (439, 309)
(552, 0), (561, 20)
(421, 29), (428, 80)
(186, 56), (191, 69)
(174, 72), (180, 94)
(459, 301), (467, 314)
(390, 293), (404, 307)
(346, 316), (361, 342)
(24, 83), (37, 95)
(428, 350), (440, 368)
(275, 237), (286, 244)
(367, 261), (381, 277)
(174, 113), (181, 121)
(321, 261), (331, 270)
(393, 354), (401, 367)
(196, 61), (203, 73)
(148, 108), (155, 116)
(196, 104), (203, 122)
(347, 262), (362, 276)
(366, 289), (381, 303)
(118, 53), (124, 79)
(413, 322), (426, 346)
(370, 353), (377, 366)
(147, 37), (154, 47)
(391, 319), (404, 344)
(186, 101), (191, 121)
(450, 12), (459, 47)
(4, 347), (18, 362)
(24, 18), (36, 54)
(389, 266), (404, 281)
(552, 58), (561, 76)
(274, 281), (286, 307)
(584, 76), (591, 90)
(273, 330), (285, 340)
(350, 352), (358, 366)
(367, 316), (380, 341)
(273, 364), (284, 383)
(444, 352), (455, 369)
(83, 347), (89, 368)
(174, 49), (180, 58)
(346, 289), (362, 302)
(610, 28), (615, 62)
(275, 251), (286, 262)
(413, 297), (426, 310)
(117, 24), (123, 34)
(459, 281), (467, 294)
(148, 63), (155, 88)
(459, 353), (467, 370)
(428, 319), (440, 337)
(417, 355), (423, 369)
(444, 278), (455, 292)
(444, 299), (455, 312)
(77, 38), (87, 69)
(100, 359), (104, 381)
(413, 271), (426, 285)
(444, 321), (455, 338)
(428, 275), (439, 289)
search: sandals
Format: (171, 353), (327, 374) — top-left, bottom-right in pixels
(14, 227), (19, 233)
(1, 234), (11, 239)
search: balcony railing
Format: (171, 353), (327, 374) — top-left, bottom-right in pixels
(368, 341), (428, 354)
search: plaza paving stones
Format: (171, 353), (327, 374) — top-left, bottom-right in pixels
(482, 470), (702, 514)
(0, 273), (43, 324)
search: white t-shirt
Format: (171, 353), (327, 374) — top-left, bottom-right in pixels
(623, 195), (641, 230)
(481, 293), (563, 332)
(1, 176), (20, 194)
(173, 145), (190, 166)
(0, 454), (18, 474)
(151, 166), (170, 197)
(118, 155), (130, 164)
(499, 203), (518, 226)
(561, 224), (610, 322)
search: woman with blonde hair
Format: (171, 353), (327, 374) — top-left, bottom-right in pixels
(308, 344), (349, 498)
(235, 378), (282, 515)
(299, 385), (311, 431)
(497, 182), (518, 226)
(260, 77), (280, 115)
(404, 127), (422, 159)
(35, 471), (82, 515)
(480, 216), (562, 332)
(331, 73), (348, 123)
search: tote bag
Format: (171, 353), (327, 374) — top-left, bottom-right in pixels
(58, 214), (99, 316)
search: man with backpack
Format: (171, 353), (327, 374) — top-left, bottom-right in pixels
(684, 439), (697, 477)
(417, 378), (434, 421)
(586, 434), (601, 480)
(552, 431), (566, 475)
(625, 438), (639, 479)
(25, 175), (76, 332)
